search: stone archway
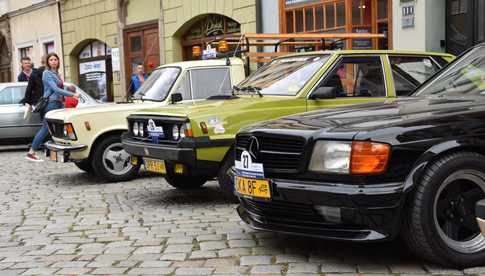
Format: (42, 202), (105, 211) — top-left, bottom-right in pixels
(175, 14), (241, 61)
(69, 39), (113, 102)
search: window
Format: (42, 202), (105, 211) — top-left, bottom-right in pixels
(136, 67), (181, 101)
(0, 86), (25, 105)
(283, 0), (346, 33)
(190, 68), (232, 99)
(19, 46), (33, 60)
(175, 71), (192, 101)
(317, 56), (386, 97)
(44, 41), (55, 55)
(389, 56), (442, 96)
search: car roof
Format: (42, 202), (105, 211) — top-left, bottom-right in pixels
(156, 57), (244, 70)
(277, 50), (455, 59)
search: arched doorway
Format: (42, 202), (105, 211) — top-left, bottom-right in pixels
(77, 40), (113, 102)
(180, 14), (241, 60)
(0, 34), (11, 82)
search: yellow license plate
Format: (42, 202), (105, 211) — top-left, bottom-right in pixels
(144, 159), (166, 174)
(235, 176), (271, 199)
(50, 150), (57, 162)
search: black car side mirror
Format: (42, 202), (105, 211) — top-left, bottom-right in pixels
(310, 87), (337, 100)
(171, 93), (183, 104)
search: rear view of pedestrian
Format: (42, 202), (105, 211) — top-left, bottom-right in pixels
(26, 53), (80, 162)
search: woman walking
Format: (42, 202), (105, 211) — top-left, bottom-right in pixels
(26, 53), (79, 162)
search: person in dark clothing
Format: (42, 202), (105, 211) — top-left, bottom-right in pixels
(20, 55), (46, 106)
(18, 56), (33, 82)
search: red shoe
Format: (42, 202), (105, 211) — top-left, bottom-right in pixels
(26, 152), (44, 162)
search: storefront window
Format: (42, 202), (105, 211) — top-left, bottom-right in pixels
(281, 0), (391, 50)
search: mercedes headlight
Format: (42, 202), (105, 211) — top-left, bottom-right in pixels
(308, 141), (391, 175)
(308, 141), (351, 174)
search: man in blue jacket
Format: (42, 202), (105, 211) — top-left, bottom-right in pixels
(129, 63), (148, 95)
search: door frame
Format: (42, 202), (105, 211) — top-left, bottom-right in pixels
(123, 20), (159, 94)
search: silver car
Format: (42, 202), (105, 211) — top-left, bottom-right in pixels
(0, 82), (100, 144)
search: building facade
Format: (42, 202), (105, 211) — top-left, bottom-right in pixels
(9, 0), (63, 80)
(59, 0), (120, 101)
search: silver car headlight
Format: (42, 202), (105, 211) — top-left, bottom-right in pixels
(133, 122), (139, 136)
(172, 125), (181, 140)
(308, 141), (352, 174)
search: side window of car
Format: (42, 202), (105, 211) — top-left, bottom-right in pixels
(12, 86), (26, 104)
(316, 56), (386, 98)
(0, 87), (14, 105)
(175, 72), (191, 100)
(190, 68), (232, 99)
(389, 56), (442, 96)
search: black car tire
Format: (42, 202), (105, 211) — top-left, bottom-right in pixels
(164, 163), (207, 189)
(402, 151), (485, 268)
(74, 159), (93, 173)
(91, 134), (140, 182)
(217, 151), (238, 203)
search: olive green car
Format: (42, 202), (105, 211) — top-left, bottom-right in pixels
(121, 50), (454, 200)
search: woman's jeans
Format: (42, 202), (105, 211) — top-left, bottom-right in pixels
(32, 101), (63, 151)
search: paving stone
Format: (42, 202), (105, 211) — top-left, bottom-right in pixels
(139, 261), (172, 268)
(160, 253), (187, 261)
(287, 263), (320, 273)
(133, 246), (163, 254)
(275, 254), (307, 263)
(127, 267), (175, 275)
(217, 248), (251, 257)
(228, 239), (256, 248)
(128, 254), (162, 261)
(189, 250), (218, 259)
(90, 267), (128, 274)
(21, 267), (60, 275)
(166, 237), (193, 244)
(240, 255), (272, 266)
(250, 265), (285, 274)
(164, 244), (193, 253)
(55, 268), (92, 275)
(51, 261), (89, 268)
(196, 234), (223, 242)
(322, 263), (358, 273)
(199, 241), (227, 251)
(174, 267), (215, 275)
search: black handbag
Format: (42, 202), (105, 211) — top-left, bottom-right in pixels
(32, 91), (53, 113)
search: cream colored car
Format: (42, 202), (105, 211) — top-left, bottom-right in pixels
(44, 58), (245, 182)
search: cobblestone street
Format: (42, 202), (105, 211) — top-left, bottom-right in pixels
(0, 150), (483, 276)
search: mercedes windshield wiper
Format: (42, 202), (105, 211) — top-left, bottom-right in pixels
(233, 85), (263, 97)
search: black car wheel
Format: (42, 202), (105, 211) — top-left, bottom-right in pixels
(218, 151), (238, 202)
(91, 134), (140, 182)
(74, 159), (93, 173)
(402, 152), (485, 268)
(164, 163), (207, 189)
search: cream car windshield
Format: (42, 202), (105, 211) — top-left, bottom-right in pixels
(135, 67), (181, 101)
(236, 55), (329, 96)
(415, 46), (485, 97)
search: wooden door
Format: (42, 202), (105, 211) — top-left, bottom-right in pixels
(124, 23), (160, 94)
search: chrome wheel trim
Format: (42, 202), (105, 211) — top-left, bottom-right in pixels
(102, 142), (133, 176)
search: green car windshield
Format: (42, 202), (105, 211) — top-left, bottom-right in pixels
(415, 46), (485, 97)
(237, 54), (329, 96)
(134, 67), (181, 101)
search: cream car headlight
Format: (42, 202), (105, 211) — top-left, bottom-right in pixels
(63, 123), (77, 140)
(172, 125), (181, 140)
(133, 122), (139, 136)
(139, 123), (144, 137)
(308, 141), (352, 174)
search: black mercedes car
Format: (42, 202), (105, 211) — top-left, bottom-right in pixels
(232, 44), (485, 268)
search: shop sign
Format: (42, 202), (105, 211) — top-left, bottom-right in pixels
(79, 60), (106, 75)
(352, 27), (372, 49)
(111, 48), (120, 72)
(402, 3), (415, 28)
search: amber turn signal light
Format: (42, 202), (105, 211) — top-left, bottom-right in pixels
(350, 141), (390, 174)
(218, 40), (229, 52)
(192, 46), (201, 57)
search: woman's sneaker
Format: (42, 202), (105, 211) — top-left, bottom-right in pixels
(26, 152), (44, 162)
